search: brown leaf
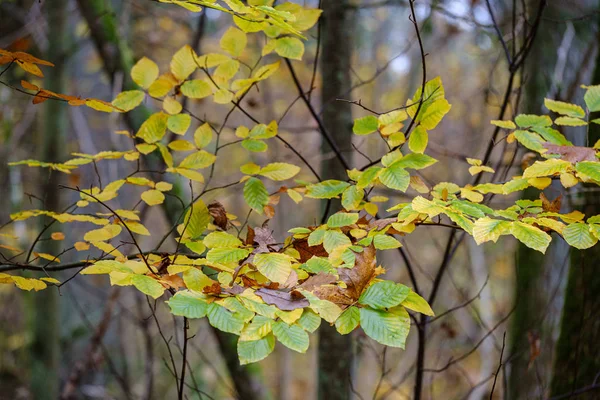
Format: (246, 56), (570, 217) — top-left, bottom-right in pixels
(543, 143), (596, 163)
(292, 238), (328, 263)
(253, 225), (278, 253)
(336, 245), (377, 300)
(540, 193), (562, 213)
(203, 282), (222, 295)
(369, 218), (396, 231)
(264, 205), (275, 218)
(161, 274), (185, 290)
(521, 152), (537, 171)
(223, 285), (245, 295)
(255, 288), (309, 311)
(208, 201), (228, 230)
(245, 226), (255, 246)
(297, 272), (337, 292)
(280, 269), (299, 289)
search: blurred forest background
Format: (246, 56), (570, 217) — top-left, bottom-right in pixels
(1, 0), (600, 399)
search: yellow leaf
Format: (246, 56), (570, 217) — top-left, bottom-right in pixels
(213, 88), (234, 104)
(220, 27), (247, 57)
(33, 252), (60, 262)
(194, 123), (213, 149)
(131, 57), (159, 89)
(141, 189), (165, 206)
(40, 277), (61, 285)
(122, 221), (150, 236)
(148, 73), (178, 97)
(83, 225), (122, 242)
(137, 112), (169, 144)
(168, 140), (196, 151)
(112, 90), (145, 112)
(155, 181), (173, 191)
(167, 113), (191, 135)
(527, 177), (552, 190)
(163, 96), (182, 114)
(12, 276), (47, 291)
(171, 45), (197, 81)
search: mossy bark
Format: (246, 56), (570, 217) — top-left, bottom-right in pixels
(29, 1), (68, 398)
(318, 1), (354, 399)
(550, 11), (600, 397)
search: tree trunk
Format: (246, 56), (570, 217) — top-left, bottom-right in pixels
(318, 1), (354, 399)
(550, 9), (600, 398)
(29, 1), (68, 398)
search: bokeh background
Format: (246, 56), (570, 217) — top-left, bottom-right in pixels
(1, 0), (599, 399)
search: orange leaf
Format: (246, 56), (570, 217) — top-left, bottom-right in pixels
(12, 51), (54, 66)
(21, 80), (39, 91)
(16, 60), (43, 77)
(50, 232), (65, 240)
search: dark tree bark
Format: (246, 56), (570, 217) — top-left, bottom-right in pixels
(29, 1), (68, 398)
(318, 1), (354, 399)
(550, 8), (600, 398)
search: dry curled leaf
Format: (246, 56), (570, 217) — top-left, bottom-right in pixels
(541, 193), (562, 213)
(208, 201), (228, 230)
(543, 143), (596, 163)
(255, 287), (309, 311)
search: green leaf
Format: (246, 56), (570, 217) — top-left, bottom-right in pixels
(373, 235), (402, 250)
(300, 290), (343, 323)
(563, 223), (597, 250)
(137, 112), (168, 144)
(272, 322), (309, 353)
(513, 130), (545, 152)
(379, 163), (410, 192)
(335, 306), (360, 334)
(274, 37), (304, 60)
(401, 290), (434, 316)
(203, 232), (242, 248)
(220, 27), (247, 57)
(576, 161), (600, 181)
(359, 306), (410, 348)
(323, 230), (352, 253)
(510, 221), (551, 254)
(514, 114), (552, 128)
(240, 316), (274, 341)
(207, 303), (245, 334)
(167, 291), (209, 318)
(167, 113), (191, 135)
(359, 281), (410, 309)
(544, 98), (585, 118)
(131, 275), (165, 299)
(342, 185), (364, 210)
(418, 98), (451, 130)
(353, 115), (379, 135)
(554, 116), (587, 126)
(180, 80), (213, 99)
(408, 126), (428, 153)
(357, 167), (382, 189)
(181, 199), (209, 240)
(253, 253), (292, 284)
(584, 85), (600, 112)
(392, 153), (437, 170)
(523, 159), (572, 178)
(206, 248), (251, 264)
(242, 138), (268, 152)
(182, 268), (214, 292)
(305, 180), (350, 199)
(297, 310), (321, 333)
(238, 333), (275, 365)
(530, 126), (571, 145)
(244, 177), (269, 213)
(327, 212), (359, 228)
(258, 162), (301, 181)
(112, 90), (145, 112)
(131, 57), (159, 89)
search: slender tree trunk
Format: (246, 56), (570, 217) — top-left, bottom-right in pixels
(550, 9), (600, 398)
(29, 1), (68, 398)
(509, 3), (562, 397)
(318, 1), (354, 399)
